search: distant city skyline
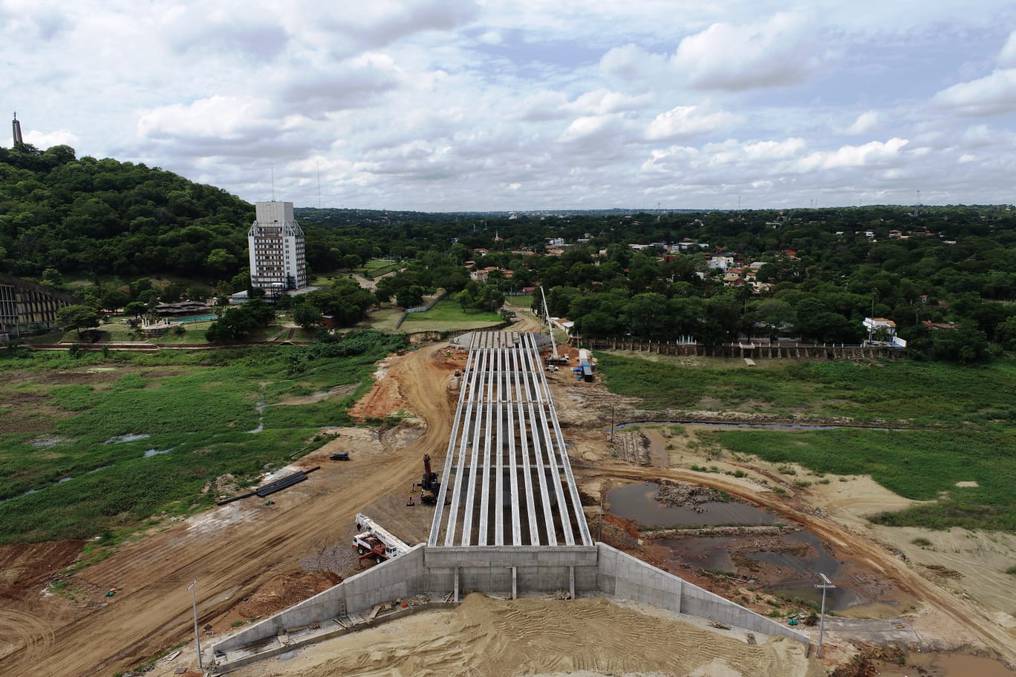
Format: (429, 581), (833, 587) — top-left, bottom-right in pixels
(5, 1), (1016, 210)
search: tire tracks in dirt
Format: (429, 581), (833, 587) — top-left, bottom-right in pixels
(577, 462), (1016, 666)
(0, 344), (455, 677)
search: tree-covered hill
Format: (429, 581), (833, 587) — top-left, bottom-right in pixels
(0, 144), (252, 279)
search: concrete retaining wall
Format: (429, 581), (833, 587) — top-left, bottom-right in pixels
(213, 544), (426, 653)
(596, 543), (807, 643)
(214, 542), (807, 657)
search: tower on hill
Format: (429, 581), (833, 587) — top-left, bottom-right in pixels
(247, 201), (307, 295)
(12, 112), (23, 148)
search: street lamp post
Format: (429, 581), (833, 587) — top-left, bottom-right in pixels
(188, 579), (203, 671)
(815, 573), (836, 658)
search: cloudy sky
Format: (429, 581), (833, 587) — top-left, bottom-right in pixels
(5, 0), (1016, 210)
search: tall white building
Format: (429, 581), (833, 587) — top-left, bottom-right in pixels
(247, 201), (307, 292)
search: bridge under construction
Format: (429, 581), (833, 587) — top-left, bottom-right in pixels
(210, 331), (807, 671)
(428, 330), (592, 548)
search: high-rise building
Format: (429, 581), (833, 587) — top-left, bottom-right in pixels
(247, 201), (307, 293)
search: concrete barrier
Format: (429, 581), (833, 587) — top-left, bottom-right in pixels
(213, 544), (426, 653)
(213, 542), (808, 659)
(596, 543), (808, 643)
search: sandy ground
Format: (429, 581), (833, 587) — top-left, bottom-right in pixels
(5, 338), (1016, 675)
(0, 343), (460, 676)
(226, 594), (822, 677)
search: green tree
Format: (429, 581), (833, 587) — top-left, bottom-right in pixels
(57, 305), (100, 337)
(293, 303), (323, 329)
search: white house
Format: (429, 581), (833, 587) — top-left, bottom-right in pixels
(707, 255), (735, 271)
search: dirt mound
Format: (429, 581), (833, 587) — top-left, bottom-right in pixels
(656, 479), (729, 508)
(235, 572), (339, 621)
(236, 594), (820, 676)
(0, 541), (83, 598)
(349, 357), (405, 420)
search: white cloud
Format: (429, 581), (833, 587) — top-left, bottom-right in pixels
(599, 43), (669, 82)
(797, 138), (909, 171)
(645, 105), (740, 141)
(845, 111), (880, 135)
(672, 13), (818, 90)
(558, 115), (622, 144)
(934, 68), (1016, 115)
(999, 30), (1016, 67)
(566, 89), (652, 115)
(23, 129), (80, 148)
(276, 53), (402, 115)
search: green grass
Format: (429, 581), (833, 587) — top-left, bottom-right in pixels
(360, 258), (401, 278)
(0, 332), (405, 543)
(709, 428), (1016, 532)
(403, 299), (502, 332)
(598, 352), (1016, 426)
(506, 294), (534, 309)
(598, 352), (1016, 532)
(358, 307), (404, 332)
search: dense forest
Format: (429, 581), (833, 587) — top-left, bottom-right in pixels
(0, 144), (251, 281)
(5, 144), (1016, 361)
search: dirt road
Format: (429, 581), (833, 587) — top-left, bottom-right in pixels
(576, 462), (1016, 666)
(0, 344), (456, 676)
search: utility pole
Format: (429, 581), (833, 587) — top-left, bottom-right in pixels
(815, 573), (836, 658)
(188, 579), (203, 671)
(610, 404), (615, 444)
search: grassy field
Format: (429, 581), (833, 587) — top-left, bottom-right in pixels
(360, 258), (401, 279)
(506, 294), (535, 309)
(0, 332), (405, 543)
(598, 352), (1016, 532)
(357, 306), (404, 333)
(597, 352), (1016, 426)
(711, 428), (1016, 531)
(403, 299), (502, 333)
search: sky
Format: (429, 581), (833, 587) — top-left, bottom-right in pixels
(4, 0), (1016, 211)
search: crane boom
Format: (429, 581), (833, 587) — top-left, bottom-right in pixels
(540, 286), (568, 364)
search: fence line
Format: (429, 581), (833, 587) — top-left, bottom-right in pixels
(577, 337), (903, 360)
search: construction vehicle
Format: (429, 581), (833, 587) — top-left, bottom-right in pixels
(420, 454), (440, 505)
(329, 451), (350, 461)
(539, 286), (569, 366)
(352, 513), (411, 567)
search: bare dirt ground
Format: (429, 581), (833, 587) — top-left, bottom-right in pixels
(228, 593), (822, 677)
(0, 343), (460, 677)
(550, 367), (1016, 668)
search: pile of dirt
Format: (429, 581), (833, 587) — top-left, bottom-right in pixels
(656, 479), (729, 509)
(0, 541), (84, 599)
(234, 572), (340, 621)
(831, 644), (907, 677)
(203, 473), (240, 501)
(233, 593), (820, 676)
(349, 357), (405, 420)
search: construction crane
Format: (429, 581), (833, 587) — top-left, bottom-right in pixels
(540, 286), (569, 365)
(419, 454), (439, 505)
(352, 513), (411, 567)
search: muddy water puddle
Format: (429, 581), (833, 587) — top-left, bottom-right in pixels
(877, 652), (1016, 677)
(606, 481), (780, 528)
(607, 480), (909, 615)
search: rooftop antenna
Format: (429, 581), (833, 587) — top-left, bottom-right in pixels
(916, 189), (921, 217)
(271, 166), (275, 202)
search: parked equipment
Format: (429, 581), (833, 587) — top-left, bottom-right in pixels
(352, 513), (411, 567)
(329, 452), (350, 461)
(420, 454), (440, 505)
(540, 286), (570, 366)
